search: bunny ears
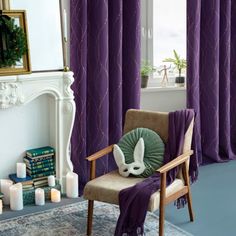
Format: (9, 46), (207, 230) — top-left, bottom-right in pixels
(113, 138), (146, 177)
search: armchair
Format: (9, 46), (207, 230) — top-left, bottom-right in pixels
(84, 109), (194, 236)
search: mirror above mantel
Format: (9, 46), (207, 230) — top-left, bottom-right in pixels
(9, 0), (64, 72)
(0, 10), (31, 76)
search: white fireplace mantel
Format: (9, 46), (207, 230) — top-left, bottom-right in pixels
(0, 71), (76, 193)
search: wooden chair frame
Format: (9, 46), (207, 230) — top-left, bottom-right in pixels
(86, 144), (194, 236)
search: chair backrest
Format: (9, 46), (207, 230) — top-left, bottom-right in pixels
(124, 109), (169, 143)
(123, 109), (194, 178)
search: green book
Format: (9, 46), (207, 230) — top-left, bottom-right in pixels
(26, 146), (55, 157)
(24, 155), (54, 163)
(33, 182), (48, 188)
(27, 166), (55, 175)
(0, 192), (4, 199)
(24, 156), (54, 165)
(30, 170), (56, 179)
(26, 162), (55, 170)
(33, 179), (48, 185)
(23, 186), (34, 191)
(32, 176), (48, 181)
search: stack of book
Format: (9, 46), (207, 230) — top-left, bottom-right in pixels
(24, 146), (55, 188)
(9, 174), (34, 191)
(23, 181), (61, 205)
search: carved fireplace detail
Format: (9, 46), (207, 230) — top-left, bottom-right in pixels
(0, 72), (76, 192)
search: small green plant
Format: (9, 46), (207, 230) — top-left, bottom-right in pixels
(163, 50), (187, 77)
(141, 61), (156, 77)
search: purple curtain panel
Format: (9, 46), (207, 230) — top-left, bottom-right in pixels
(187, 0), (236, 164)
(70, 0), (141, 193)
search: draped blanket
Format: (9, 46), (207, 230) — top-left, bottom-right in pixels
(115, 109), (198, 236)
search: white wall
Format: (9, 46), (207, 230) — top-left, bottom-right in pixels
(141, 88), (186, 112)
(0, 95), (50, 179)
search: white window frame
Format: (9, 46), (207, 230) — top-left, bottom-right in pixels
(141, 0), (153, 65)
(141, 0), (186, 88)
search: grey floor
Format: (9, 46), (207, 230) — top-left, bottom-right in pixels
(165, 160), (236, 236)
(1, 161), (236, 236)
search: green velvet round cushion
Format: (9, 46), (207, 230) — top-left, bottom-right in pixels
(118, 128), (165, 177)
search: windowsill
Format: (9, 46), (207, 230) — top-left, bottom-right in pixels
(141, 76), (186, 93)
(141, 86), (186, 93)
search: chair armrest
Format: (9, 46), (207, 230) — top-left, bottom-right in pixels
(86, 144), (114, 180)
(157, 150), (193, 174)
(86, 144), (114, 162)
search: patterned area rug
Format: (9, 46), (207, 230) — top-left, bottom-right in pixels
(0, 201), (193, 236)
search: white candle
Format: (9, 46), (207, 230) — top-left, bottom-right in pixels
(63, 9), (67, 41)
(17, 163), (26, 178)
(0, 179), (13, 205)
(0, 200), (2, 214)
(35, 188), (45, 206)
(51, 189), (61, 203)
(48, 175), (55, 187)
(10, 183), (23, 211)
(66, 172), (78, 198)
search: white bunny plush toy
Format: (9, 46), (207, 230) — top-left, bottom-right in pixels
(113, 138), (145, 177)
(113, 128), (165, 178)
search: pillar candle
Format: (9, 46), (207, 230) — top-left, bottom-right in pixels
(10, 183), (23, 211)
(35, 188), (45, 206)
(17, 163), (26, 178)
(48, 175), (55, 187)
(0, 199), (2, 214)
(51, 189), (61, 203)
(66, 172), (78, 198)
(63, 9), (67, 41)
(0, 179), (13, 205)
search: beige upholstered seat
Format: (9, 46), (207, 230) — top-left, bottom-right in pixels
(84, 170), (184, 212)
(84, 109), (194, 236)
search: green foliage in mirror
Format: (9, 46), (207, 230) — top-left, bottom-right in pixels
(0, 15), (27, 67)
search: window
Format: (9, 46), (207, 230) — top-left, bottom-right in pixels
(141, 0), (186, 87)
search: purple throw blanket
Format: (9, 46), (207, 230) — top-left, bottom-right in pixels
(115, 109), (198, 236)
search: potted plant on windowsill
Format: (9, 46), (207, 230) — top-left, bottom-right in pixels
(141, 61), (156, 88)
(163, 50), (187, 87)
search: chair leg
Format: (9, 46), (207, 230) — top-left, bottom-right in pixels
(159, 203), (165, 236)
(182, 161), (194, 222)
(186, 190), (194, 221)
(87, 200), (94, 236)
(159, 172), (166, 236)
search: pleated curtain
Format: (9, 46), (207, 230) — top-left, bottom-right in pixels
(70, 0), (141, 192)
(187, 0), (236, 164)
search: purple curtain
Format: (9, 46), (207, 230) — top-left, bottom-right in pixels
(187, 0), (236, 164)
(70, 0), (141, 193)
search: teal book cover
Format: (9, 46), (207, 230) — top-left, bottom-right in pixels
(26, 146), (55, 157)
(26, 162), (55, 170)
(30, 170), (56, 179)
(27, 166), (55, 175)
(24, 155), (54, 163)
(9, 174), (33, 183)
